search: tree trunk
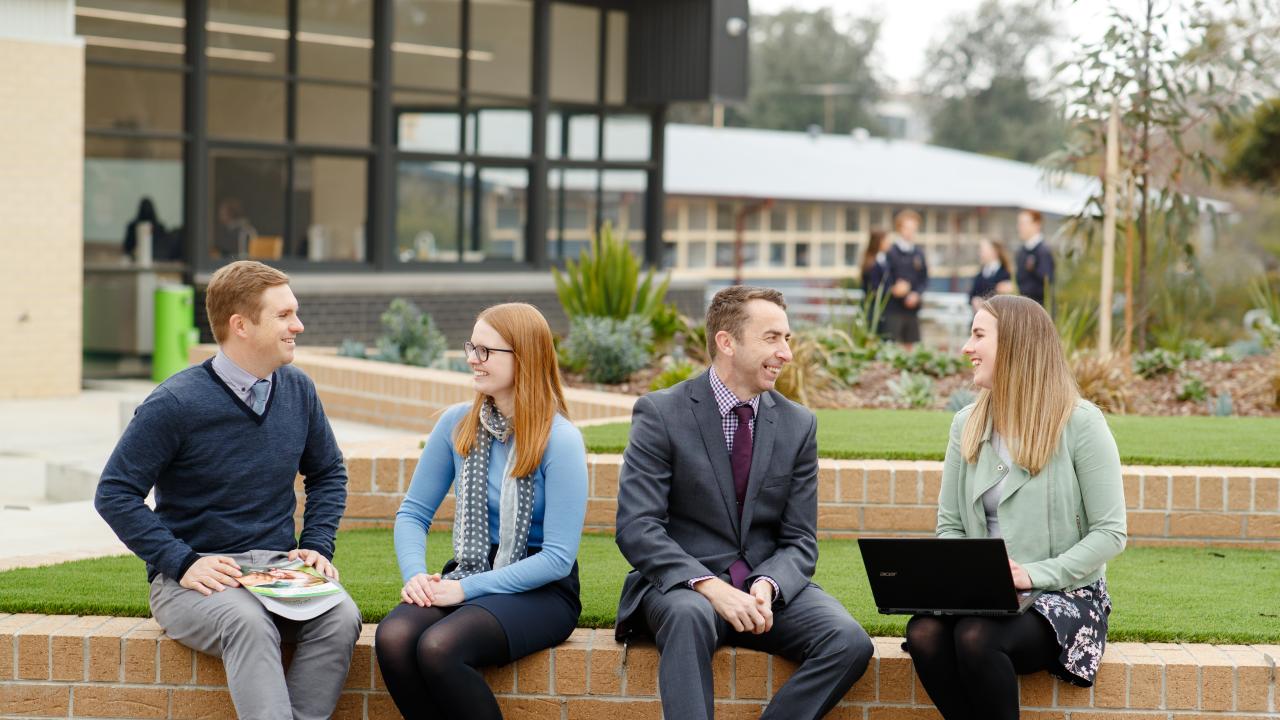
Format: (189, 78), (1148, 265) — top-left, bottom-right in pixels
(1135, 0), (1154, 352)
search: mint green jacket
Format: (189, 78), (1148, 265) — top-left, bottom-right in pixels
(937, 399), (1127, 591)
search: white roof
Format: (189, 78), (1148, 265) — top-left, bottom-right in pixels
(664, 123), (1098, 216)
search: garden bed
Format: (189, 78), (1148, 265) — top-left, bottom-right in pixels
(564, 350), (1280, 417)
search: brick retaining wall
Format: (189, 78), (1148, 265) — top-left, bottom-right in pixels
(330, 442), (1280, 548)
(188, 347), (636, 433)
(2, 615), (1275, 719)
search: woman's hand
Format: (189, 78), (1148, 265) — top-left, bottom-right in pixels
(428, 578), (466, 607)
(1009, 559), (1033, 590)
(401, 573), (441, 607)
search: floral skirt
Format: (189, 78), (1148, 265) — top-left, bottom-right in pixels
(1031, 577), (1111, 686)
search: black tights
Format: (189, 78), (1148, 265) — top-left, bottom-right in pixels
(374, 603), (511, 720)
(905, 613), (1060, 720)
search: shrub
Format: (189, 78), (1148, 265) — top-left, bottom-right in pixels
(1178, 338), (1209, 361)
(1132, 348), (1183, 379)
(552, 222), (680, 346)
(337, 339), (367, 359)
(1176, 372), (1208, 403)
(649, 358), (703, 392)
(373, 299), (447, 367)
(887, 371), (935, 409)
(879, 344), (966, 378)
(946, 386), (977, 412)
(1209, 391), (1234, 416)
(560, 315), (652, 384)
(1071, 351), (1131, 414)
(681, 319), (710, 364)
(775, 329), (837, 407)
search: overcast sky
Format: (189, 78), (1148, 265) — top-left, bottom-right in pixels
(747, 0), (1183, 93)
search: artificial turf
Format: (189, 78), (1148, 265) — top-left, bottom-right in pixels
(1, 530), (1275, 644)
(580, 409), (1280, 467)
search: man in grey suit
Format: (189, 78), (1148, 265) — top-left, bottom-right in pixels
(615, 286), (874, 719)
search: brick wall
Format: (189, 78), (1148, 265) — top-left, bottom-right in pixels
(2, 615), (1276, 719)
(0, 35), (83, 399)
(189, 346), (637, 434)
(330, 444), (1280, 547)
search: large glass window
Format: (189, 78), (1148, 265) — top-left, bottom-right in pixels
(298, 0), (371, 82)
(207, 0), (289, 74)
(293, 156), (368, 261)
(469, 0), (532, 97)
(547, 168), (598, 261)
(79, 1), (187, 264)
(605, 12), (627, 105)
(209, 151), (288, 260)
(394, 0), (461, 91)
(85, 66), (183, 133)
(550, 3), (599, 103)
(398, 101), (462, 154)
(397, 161), (464, 262)
(77, 0), (186, 66)
(79, 0), (654, 271)
(84, 137), (185, 262)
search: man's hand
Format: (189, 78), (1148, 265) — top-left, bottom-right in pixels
(401, 573), (442, 607)
(180, 555), (242, 596)
(748, 580), (775, 634)
(1009, 559), (1032, 590)
(694, 578), (768, 634)
(426, 578), (466, 607)
(289, 548), (339, 580)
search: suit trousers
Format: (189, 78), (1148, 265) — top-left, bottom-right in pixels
(149, 550), (363, 720)
(640, 581), (874, 720)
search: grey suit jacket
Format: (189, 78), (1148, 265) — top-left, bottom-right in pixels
(614, 372), (820, 639)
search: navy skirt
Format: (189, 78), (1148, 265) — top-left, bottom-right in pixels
(442, 545), (581, 660)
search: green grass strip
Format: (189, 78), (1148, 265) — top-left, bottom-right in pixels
(0, 530), (1275, 644)
(581, 410), (1280, 467)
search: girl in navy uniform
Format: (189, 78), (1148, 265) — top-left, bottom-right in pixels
(968, 238), (1014, 312)
(861, 229), (892, 338)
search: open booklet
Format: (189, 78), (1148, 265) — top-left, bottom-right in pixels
(238, 558), (349, 622)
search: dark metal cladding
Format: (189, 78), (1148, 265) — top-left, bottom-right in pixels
(627, 0), (749, 105)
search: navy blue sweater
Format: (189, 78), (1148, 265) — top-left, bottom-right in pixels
(95, 359), (347, 582)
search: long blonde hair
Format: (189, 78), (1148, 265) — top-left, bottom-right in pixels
(453, 303), (569, 478)
(961, 295), (1078, 475)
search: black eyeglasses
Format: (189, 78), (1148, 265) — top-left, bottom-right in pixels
(464, 341), (515, 363)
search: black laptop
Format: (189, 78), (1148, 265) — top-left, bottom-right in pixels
(858, 538), (1042, 616)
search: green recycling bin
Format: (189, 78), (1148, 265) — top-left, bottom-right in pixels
(153, 284), (200, 382)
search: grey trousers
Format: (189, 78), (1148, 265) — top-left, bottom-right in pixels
(641, 582), (874, 720)
(149, 550), (363, 720)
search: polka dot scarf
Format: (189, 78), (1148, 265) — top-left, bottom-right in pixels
(445, 398), (535, 580)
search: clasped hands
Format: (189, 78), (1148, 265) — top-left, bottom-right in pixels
(694, 577), (775, 634)
(401, 573), (466, 607)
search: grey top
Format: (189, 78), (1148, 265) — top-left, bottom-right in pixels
(983, 433), (1014, 537)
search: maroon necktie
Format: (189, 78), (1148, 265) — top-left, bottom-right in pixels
(729, 404), (754, 589)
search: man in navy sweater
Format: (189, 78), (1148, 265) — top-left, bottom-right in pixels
(96, 261), (360, 720)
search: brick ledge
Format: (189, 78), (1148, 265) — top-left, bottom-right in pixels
(2, 614), (1276, 719)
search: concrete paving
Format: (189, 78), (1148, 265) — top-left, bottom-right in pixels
(0, 379), (407, 571)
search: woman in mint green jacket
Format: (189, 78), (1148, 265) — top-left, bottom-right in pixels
(905, 295), (1127, 720)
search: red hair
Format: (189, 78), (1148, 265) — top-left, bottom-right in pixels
(453, 303), (569, 477)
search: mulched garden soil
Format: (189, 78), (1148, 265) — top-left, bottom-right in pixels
(562, 355), (1280, 417)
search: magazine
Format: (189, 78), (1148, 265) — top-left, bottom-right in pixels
(239, 558), (349, 621)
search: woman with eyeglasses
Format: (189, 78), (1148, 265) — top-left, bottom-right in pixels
(375, 303), (588, 720)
